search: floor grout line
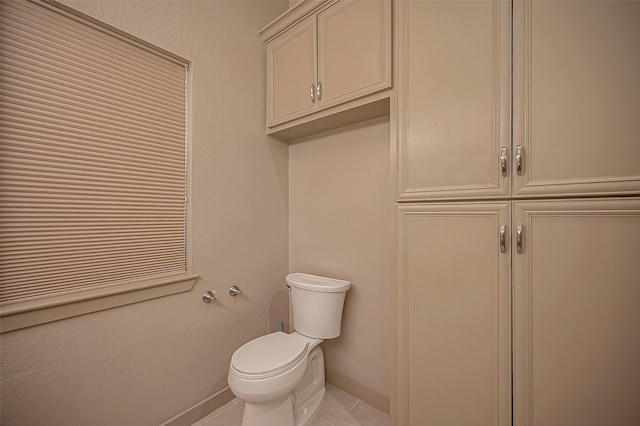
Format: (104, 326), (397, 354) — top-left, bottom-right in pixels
(339, 398), (361, 423)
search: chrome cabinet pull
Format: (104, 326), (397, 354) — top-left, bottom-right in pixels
(310, 84), (316, 103)
(499, 224), (507, 253)
(516, 223), (524, 254)
(515, 145), (523, 175)
(500, 147), (508, 177)
(316, 82), (322, 101)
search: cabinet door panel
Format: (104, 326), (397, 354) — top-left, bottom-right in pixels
(317, 0), (391, 110)
(397, 0), (510, 200)
(513, 199), (640, 426)
(266, 16), (317, 127)
(398, 203), (511, 426)
(513, 1), (640, 196)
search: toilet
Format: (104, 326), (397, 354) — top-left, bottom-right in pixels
(227, 272), (350, 426)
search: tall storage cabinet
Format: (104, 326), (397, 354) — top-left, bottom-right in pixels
(396, 1), (512, 423)
(513, 199), (640, 426)
(512, 0), (640, 197)
(398, 203), (511, 425)
(395, 0), (640, 425)
(397, 0), (511, 201)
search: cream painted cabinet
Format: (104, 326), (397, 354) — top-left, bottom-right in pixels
(264, 0), (391, 131)
(398, 199), (640, 425)
(397, 202), (511, 426)
(266, 15), (317, 127)
(397, 0), (511, 200)
(396, 1), (640, 425)
(316, 0), (391, 110)
(513, 198), (640, 426)
(399, 0), (640, 200)
(513, 0), (640, 197)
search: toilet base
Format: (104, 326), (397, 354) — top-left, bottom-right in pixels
(293, 346), (325, 425)
(294, 387), (325, 426)
(240, 387), (325, 426)
(240, 346), (326, 426)
(241, 394), (294, 426)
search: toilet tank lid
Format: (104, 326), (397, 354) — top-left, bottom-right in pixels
(286, 273), (350, 293)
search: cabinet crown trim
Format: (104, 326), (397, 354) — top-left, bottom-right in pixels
(260, 0), (332, 43)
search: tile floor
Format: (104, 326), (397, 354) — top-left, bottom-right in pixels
(191, 384), (389, 426)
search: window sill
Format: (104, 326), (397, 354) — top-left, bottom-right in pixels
(0, 274), (199, 333)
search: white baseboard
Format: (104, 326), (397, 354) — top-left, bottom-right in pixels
(160, 386), (235, 426)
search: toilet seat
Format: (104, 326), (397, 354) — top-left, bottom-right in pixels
(231, 332), (308, 379)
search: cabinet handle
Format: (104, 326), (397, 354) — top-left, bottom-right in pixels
(500, 147), (508, 177)
(310, 84), (316, 103)
(499, 224), (507, 253)
(317, 82), (322, 101)
(516, 223), (524, 254)
(515, 144), (524, 175)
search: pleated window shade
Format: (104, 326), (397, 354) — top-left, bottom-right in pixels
(0, 0), (189, 304)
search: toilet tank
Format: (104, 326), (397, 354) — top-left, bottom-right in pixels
(286, 273), (350, 339)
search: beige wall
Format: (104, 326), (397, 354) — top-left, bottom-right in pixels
(289, 117), (393, 412)
(0, 1), (289, 425)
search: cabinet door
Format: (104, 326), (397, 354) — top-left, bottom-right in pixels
(397, 202), (511, 426)
(513, 1), (640, 197)
(266, 16), (317, 127)
(513, 198), (640, 426)
(397, 0), (511, 201)
(317, 0), (391, 110)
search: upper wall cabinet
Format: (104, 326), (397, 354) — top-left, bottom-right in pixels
(267, 16), (322, 127)
(316, 0), (390, 109)
(397, 0), (511, 201)
(513, 0), (640, 197)
(261, 0), (392, 141)
(266, 14), (318, 127)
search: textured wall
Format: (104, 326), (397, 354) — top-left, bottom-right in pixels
(289, 118), (393, 412)
(0, 1), (289, 425)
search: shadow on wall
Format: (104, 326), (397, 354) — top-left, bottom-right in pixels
(269, 288), (290, 333)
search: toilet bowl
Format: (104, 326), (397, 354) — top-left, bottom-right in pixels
(227, 273), (350, 426)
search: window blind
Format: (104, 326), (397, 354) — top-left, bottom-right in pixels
(0, 0), (189, 304)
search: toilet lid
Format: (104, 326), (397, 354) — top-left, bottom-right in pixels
(231, 332), (308, 377)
